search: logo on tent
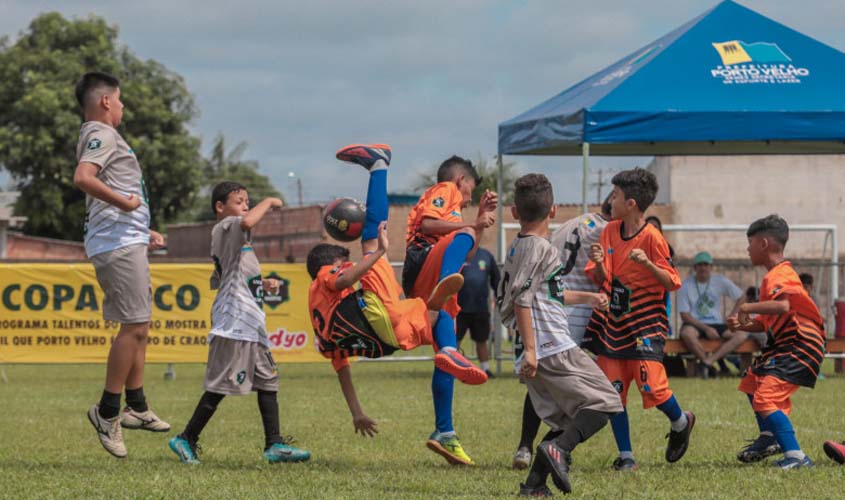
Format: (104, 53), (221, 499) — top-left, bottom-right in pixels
(710, 40), (809, 85)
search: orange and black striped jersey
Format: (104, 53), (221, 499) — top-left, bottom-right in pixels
(752, 261), (826, 388)
(585, 220), (681, 360)
(405, 182), (463, 248)
(308, 263), (397, 372)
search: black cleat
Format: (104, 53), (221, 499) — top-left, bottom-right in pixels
(519, 483), (553, 497)
(612, 456), (638, 471)
(738, 433), (782, 463)
(665, 411), (695, 463)
(536, 441), (571, 494)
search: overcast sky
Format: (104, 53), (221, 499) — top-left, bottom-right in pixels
(2, 0), (843, 205)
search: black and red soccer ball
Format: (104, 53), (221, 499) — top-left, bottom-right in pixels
(322, 197), (365, 242)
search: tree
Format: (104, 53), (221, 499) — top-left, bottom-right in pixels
(0, 13), (202, 240)
(413, 154), (519, 204)
(184, 134), (282, 222)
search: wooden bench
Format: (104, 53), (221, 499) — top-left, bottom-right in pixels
(664, 338), (845, 377)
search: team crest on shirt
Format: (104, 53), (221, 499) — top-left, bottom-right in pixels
(236, 370), (247, 385)
(86, 138), (102, 150)
(432, 197), (445, 208)
(611, 380), (624, 393)
(478, 260), (487, 271)
(547, 267), (566, 305)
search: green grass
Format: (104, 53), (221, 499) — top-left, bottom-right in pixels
(1, 360), (844, 499)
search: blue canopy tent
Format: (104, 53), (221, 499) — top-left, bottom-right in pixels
(497, 0), (845, 214)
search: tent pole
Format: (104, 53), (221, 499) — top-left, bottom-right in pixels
(495, 154), (505, 376)
(581, 142), (590, 214)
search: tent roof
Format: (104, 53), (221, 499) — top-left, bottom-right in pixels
(498, 0), (845, 156)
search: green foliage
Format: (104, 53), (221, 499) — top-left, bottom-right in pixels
(413, 154), (519, 204)
(1, 361), (844, 498)
(183, 134), (282, 222)
(0, 13), (202, 239)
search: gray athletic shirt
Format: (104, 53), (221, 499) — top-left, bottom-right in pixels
(209, 216), (268, 345)
(76, 121), (150, 257)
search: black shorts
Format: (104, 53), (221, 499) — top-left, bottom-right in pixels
(456, 311), (491, 343)
(402, 244), (430, 297)
(682, 323), (728, 339)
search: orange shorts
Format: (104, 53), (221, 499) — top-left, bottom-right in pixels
(738, 372), (799, 415)
(596, 356), (673, 409)
(361, 258), (432, 350)
(410, 232), (462, 319)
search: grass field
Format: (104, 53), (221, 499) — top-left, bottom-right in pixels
(1, 359), (844, 499)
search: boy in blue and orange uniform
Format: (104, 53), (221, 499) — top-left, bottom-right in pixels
(729, 214), (825, 469)
(585, 168), (695, 470)
(307, 144), (486, 466)
(402, 155), (497, 457)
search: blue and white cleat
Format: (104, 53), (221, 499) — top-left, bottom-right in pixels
(773, 455), (814, 470)
(168, 435), (201, 464)
(264, 440), (311, 463)
(336, 144), (392, 170)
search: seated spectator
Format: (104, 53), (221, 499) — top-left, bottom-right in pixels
(677, 251), (745, 377)
(701, 286), (767, 373)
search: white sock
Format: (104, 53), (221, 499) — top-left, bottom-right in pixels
(440, 430), (456, 438)
(370, 159), (388, 171)
(441, 346), (456, 353)
(760, 431), (774, 437)
(619, 451), (635, 460)
(671, 413), (688, 432)
(481, 361), (490, 371)
(784, 449), (806, 460)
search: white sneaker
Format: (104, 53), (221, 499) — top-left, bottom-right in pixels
(120, 407), (171, 432)
(87, 405), (127, 458)
(512, 446), (532, 470)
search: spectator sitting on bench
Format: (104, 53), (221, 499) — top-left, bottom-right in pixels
(677, 251), (746, 378)
(701, 286), (769, 375)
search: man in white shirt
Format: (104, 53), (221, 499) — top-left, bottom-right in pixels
(677, 251), (746, 377)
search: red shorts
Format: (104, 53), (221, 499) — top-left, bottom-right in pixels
(596, 356), (673, 409)
(410, 232), (461, 319)
(738, 372), (799, 415)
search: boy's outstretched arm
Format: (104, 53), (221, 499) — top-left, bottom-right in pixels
(564, 291), (609, 309)
(336, 366), (378, 437)
(241, 197), (283, 231)
(335, 222), (388, 290)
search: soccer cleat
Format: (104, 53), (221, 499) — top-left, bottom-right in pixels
(434, 349), (488, 385)
(168, 435), (201, 465)
(87, 404), (127, 458)
(773, 455), (814, 470)
(612, 456), (638, 471)
(426, 273), (464, 311)
(121, 407), (171, 432)
(737, 433), (782, 463)
(335, 144), (392, 170)
(513, 446), (532, 470)
(518, 483), (553, 497)
(536, 441), (572, 494)
(264, 438), (311, 463)
(426, 431), (474, 465)
(823, 441), (845, 464)
(485, 369), (496, 379)
(665, 411), (695, 463)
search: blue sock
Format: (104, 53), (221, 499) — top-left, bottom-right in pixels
(439, 233), (474, 280)
(432, 367), (455, 433)
(433, 310), (457, 350)
(361, 169), (387, 242)
(763, 411), (801, 453)
(657, 395), (683, 422)
(747, 394), (767, 433)
(610, 408), (633, 454)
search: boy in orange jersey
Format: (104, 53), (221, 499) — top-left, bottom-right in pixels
(307, 144), (486, 466)
(402, 155), (497, 455)
(585, 168), (694, 471)
(729, 215), (825, 469)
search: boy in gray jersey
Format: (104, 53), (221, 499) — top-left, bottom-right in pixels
(497, 174), (622, 496)
(512, 195), (612, 470)
(167, 182), (310, 465)
(73, 72), (169, 459)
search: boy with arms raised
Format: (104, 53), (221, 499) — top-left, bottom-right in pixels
(167, 183), (310, 464)
(585, 168), (694, 470)
(729, 215), (825, 469)
(498, 173), (623, 496)
(307, 144), (486, 466)
(73, 72), (169, 458)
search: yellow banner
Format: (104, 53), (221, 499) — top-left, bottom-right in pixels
(0, 263), (324, 364)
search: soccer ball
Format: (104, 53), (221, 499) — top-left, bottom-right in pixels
(323, 197), (365, 242)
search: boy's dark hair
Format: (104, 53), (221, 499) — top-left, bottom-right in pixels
(211, 181), (247, 214)
(611, 168), (658, 212)
(746, 214), (789, 247)
(436, 155), (481, 185)
(75, 72), (120, 109)
(745, 286), (760, 303)
(306, 243), (350, 279)
(514, 173), (553, 222)
(799, 272), (814, 286)
(645, 215), (663, 232)
(600, 192), (613, 218)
